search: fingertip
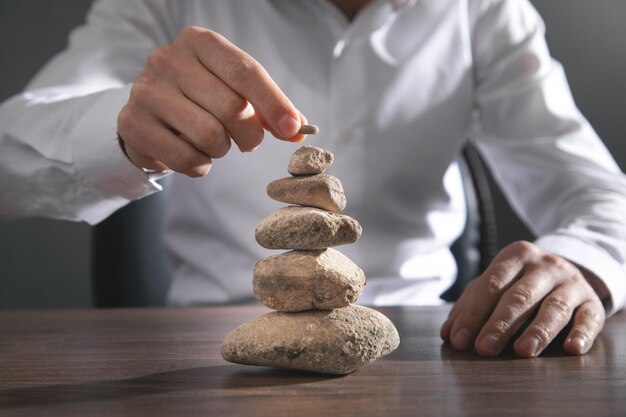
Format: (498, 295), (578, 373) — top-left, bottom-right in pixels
(237, 133), (264, 153)
(243, 144), (261, 153)
(564, 336), (589, 355)
(281, 112), (308, 142)
(186, 161), (213, 178)
(513, 336), (541, 358)
(562, 300), (603, 356)
(277, 113), (301, 138)
(474, 333), (501, 356)
(451, 328), (474, 351)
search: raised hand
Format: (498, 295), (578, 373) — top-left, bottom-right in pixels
(117, 26), (307, 177)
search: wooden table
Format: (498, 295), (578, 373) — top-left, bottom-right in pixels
(1, 305), (624, 417)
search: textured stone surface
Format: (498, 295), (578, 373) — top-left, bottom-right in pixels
(221, 305), (400, 374)
(267, 175), (346, 212)
(253, 249), (366, 312)
(255, 206), (362, 250)
(288, 146), (334, 176)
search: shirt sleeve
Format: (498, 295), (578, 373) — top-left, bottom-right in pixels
(468, 0), (626, 315)
(0, 0), (183, 224)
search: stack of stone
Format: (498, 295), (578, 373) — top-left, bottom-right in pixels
(221, 146), (399, 375)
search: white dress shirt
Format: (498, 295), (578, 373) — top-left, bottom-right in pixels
(1, 0), (625, 313)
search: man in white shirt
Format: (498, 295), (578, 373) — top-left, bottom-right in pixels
(1, 0), (625, 359)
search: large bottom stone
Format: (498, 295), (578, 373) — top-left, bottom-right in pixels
(221, 305), (400, 374)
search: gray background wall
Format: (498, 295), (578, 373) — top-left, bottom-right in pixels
(0, 0), (95, 308)
(0, 1), (625, 308)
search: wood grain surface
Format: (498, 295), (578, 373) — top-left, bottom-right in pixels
(0, 305), (624, 417)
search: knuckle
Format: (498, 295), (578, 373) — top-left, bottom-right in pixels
(202, 29), (224, 45)
(482, 274), (508, 297)
(225, 54), (262, 87)
(145, 46), (167, 69)
(130, 78), (158, 103)
(507, 240), (536, 257)
(529, 322), (552, 344)
(145, 45), (180, 78)
(507, 286), (535, 311)
(180, 25), (209, 41)
(544, 295), (573, 319)
(181, 27), (229, 52)
(540, 253), (570, 271)
(117, 106), (142, 144)
(144, 51), (159, 70)
(193, 119), (222, 143)
(117, 106), (133, 134)
(579, 305), (605, 328)
(491, 318), (513, 336)
(219, 94), (249, 117)
(574, 273), (590, 287)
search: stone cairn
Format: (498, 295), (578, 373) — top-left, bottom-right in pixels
(221, 145), (399, 374)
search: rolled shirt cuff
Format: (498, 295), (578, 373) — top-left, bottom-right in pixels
(70, 85), (162, 224)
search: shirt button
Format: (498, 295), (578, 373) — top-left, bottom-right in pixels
(333, 39), (349, 58)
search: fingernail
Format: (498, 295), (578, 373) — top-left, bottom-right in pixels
(477, 333), (500, 355)
(518, 336), (540, 357)
(277, 114), (300, 137)
(451, 328), (473, 349)
(567, 336), (588, 353)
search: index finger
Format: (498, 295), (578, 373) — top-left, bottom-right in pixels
(447, 256), (523, 350)
(190, 28), (303, 140)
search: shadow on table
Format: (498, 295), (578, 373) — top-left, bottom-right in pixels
(0, 364), (341, 409)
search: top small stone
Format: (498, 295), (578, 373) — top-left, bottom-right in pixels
(288, 146), (334, 176)
(298, 124), (319, 135)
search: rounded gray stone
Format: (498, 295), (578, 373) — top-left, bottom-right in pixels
(255, 206), (362, 250)
(221, 305), (400, 374)
(253, 248), (366, 312)
(267, 174), (347, 212)
(288, 145), (334, 176)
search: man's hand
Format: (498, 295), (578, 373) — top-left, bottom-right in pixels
(440, 241), (606, 357)
(117, 26), (307, 177)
